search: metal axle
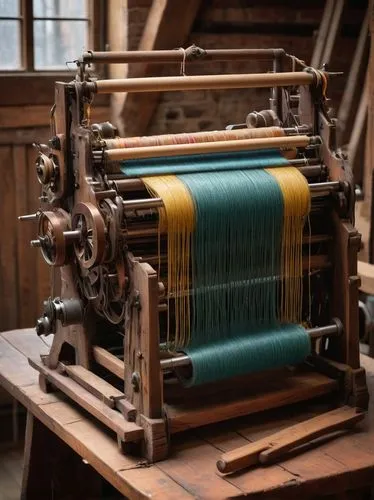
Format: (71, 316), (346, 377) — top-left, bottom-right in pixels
(121, 182), (340, 212)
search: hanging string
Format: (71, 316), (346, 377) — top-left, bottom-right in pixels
(178, 47), (187, 76)
(266, 167), (310, 323)
(142, 175), (195, 347)
(307, 214), (312, 325)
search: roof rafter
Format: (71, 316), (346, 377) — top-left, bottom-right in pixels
(120, 0), (202, 136)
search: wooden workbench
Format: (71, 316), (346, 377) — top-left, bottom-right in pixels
(1, 329), (374, 499)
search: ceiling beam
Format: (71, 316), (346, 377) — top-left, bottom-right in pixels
(120, 0), (202, 136)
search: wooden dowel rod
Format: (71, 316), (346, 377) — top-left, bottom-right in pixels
(103, 126), (289, 149)
(92, 346), (124, 380)
(83, 48), (286, 64)
(102, 126), (314, 151)
(105, 135), (314, 161)
(89, 72), (314, 95)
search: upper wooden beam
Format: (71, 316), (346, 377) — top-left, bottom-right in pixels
(120, 0), (203, 136)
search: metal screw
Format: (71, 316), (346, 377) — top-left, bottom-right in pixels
(133, 292), (141, 310)
(49, 136), (61, 150)
(36, 318), (45, 335)
(131, 372), (141, 392)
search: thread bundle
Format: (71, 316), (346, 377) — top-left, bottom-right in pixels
(106, 126), (285, 149)
(142, 150), (311, 386)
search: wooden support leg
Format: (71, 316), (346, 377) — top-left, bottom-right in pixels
(38, 373), (54, 394)
(124, 257), (168, 461)
(21, 412), (103, 499)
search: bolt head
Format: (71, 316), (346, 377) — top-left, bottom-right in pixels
(36, 318), (45, 335)
(131, 372), (141, 392)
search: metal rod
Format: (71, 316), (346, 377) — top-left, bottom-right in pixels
(139, 253), (329, 272)
(272, 56), (283, 122)
(310, 181), (340, 198)
(126, 229), (331, 244)
(63, 230), (81, 242)
(121, 182), (339, 212)
(95, 189), (117, 200)
(111, 164), (322, 192)
(105, 135), (314, 161)
(122, 198), (163, 210)
(298, 166), (323, 176)
(309, 181), (340, 190)
(82, 48), (286, 64)
(88, 72), (314, 95)
(308, 324), (340, 339)
(160, 323), (341, 370)
(18, 213), (39, 222)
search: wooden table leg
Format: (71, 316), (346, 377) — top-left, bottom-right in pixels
(21, 411), (104, 499)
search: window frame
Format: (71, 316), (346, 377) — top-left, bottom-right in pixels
(0, 0), (104, 74)
(0, 0), (106, 106)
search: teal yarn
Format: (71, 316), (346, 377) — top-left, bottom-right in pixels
(139, 155), (311, 386)
(179, 169), (284, 343)
(120, 149), (289, 177)
(179, 324), (311, 387)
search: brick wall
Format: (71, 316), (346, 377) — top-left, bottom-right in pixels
(126, 0), (366, 135)
(127, 0), (152, 51)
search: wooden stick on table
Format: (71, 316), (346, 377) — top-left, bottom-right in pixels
(216, 406), (365, 474)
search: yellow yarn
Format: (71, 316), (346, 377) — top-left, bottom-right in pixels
(142, 175), (195, 346)
(266, 167), (310, 323)
(143, 164), (310, 344)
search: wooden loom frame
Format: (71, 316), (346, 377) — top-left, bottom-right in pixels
(27, 48), (369, 462)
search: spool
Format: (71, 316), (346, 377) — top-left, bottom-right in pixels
(175, 325), (311, 387)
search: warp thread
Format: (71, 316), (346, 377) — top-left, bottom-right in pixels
(121, 149), (290, 177)
(141, 158), (311, 385)
(267, 167), (310, 323)
(143, 175), (194, 347)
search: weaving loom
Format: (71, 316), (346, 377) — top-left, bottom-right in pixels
(21, 46), (369, 467)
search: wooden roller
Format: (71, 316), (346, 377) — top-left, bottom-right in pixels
(105, 135), (313, 161)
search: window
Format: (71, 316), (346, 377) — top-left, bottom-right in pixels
(0, 0), (94, 71)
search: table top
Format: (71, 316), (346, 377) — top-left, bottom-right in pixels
(1, 328), (374, 500)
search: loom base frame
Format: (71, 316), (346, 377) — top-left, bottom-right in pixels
(24, 48), (369, 464)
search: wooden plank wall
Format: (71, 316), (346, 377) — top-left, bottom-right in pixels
(0, 130), (50, 332)
(0, 105), (109, 334)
